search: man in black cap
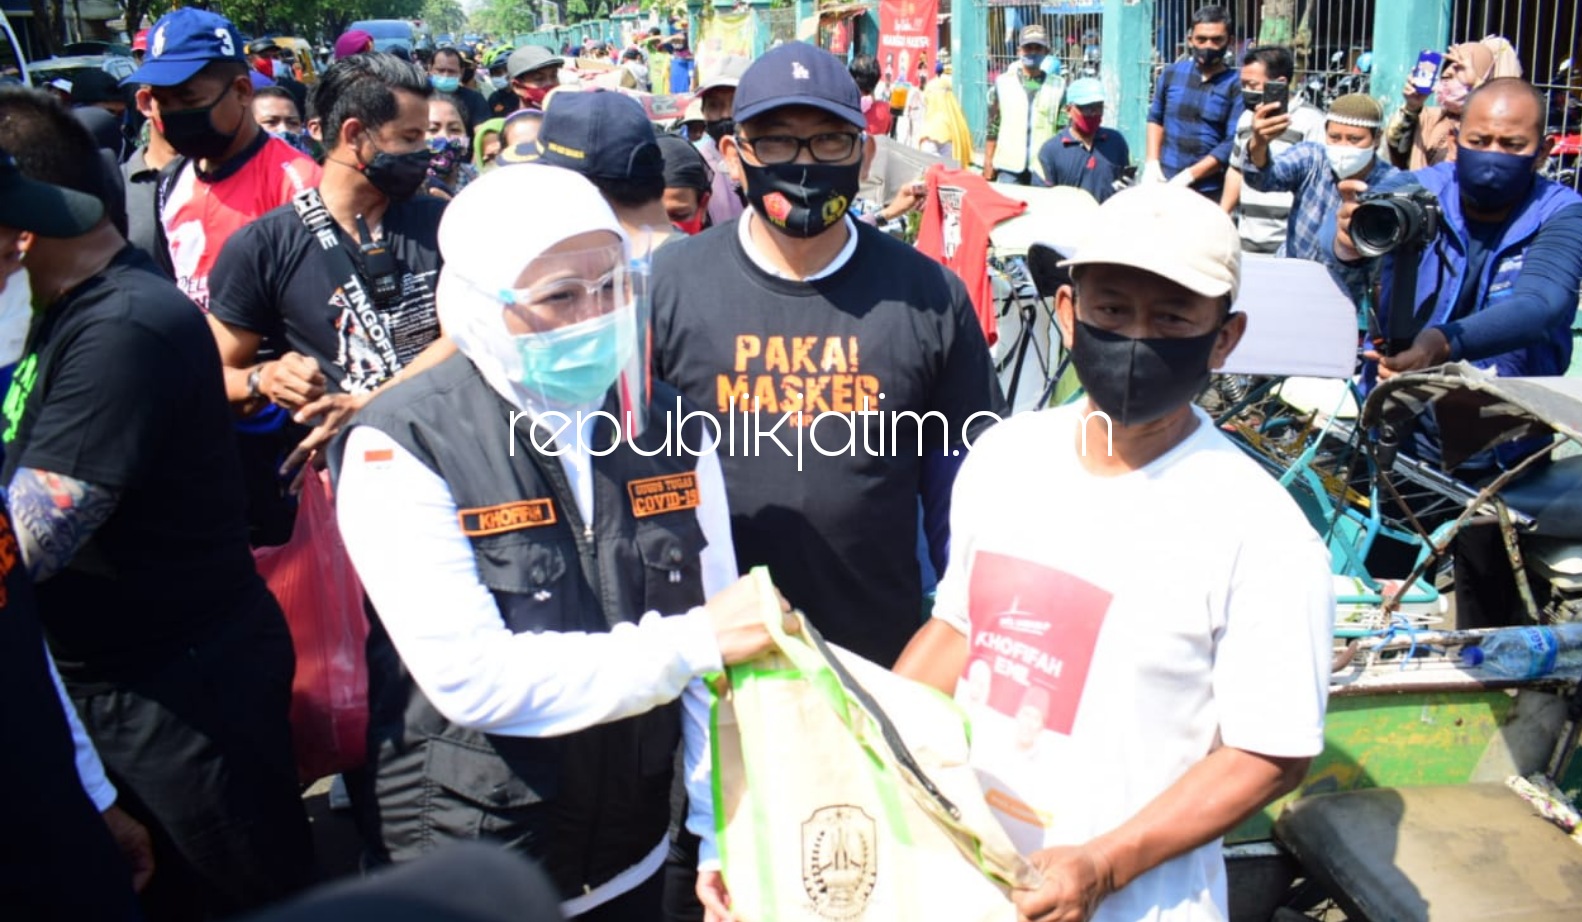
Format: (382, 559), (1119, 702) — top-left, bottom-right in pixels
(0, 146), (155, 921)
(657, 134), (713, 235)
(514, 91), (677, 248)
(0, 87), (313, 918)
(489, 45), (564, 117)
(648, 42), (1004, 912)
(248, 37), (308, 117)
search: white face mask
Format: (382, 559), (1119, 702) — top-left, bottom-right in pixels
(1325, 143), (1374, 179)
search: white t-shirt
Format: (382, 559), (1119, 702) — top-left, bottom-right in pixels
(933, 403), (1334, 922)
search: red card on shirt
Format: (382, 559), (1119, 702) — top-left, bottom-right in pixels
(963, 551), (1111, 736)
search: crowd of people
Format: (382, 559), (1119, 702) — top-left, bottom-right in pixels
(2, 3), (1581, 922)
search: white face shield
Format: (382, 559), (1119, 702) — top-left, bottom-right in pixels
(474, 239), (651, 438)
(437, 164), (654, 442)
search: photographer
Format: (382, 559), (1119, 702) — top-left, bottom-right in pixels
(1241, 93), (1397, 304)
(1331, 79), (1582, 382)
(1331, 78), (1582, 629)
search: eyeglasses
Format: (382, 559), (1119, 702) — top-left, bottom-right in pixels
(736, 131), (863, 165)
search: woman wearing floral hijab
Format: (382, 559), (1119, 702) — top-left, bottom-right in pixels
(1385, 35), (1522, 170)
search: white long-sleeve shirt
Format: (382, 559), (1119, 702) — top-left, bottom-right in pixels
(337, 416), (737, 912)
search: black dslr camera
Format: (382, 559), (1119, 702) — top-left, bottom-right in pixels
(1351, 188), (1442, 258)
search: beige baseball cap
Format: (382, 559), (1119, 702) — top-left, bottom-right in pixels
(1054, 184), (1243, 303)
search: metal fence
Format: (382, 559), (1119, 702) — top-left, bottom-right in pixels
(969, 1), (1374, 142)
(762, 6), (799, 48)
(1149, 0), (1375, 108)
(1449, 0), (1582, 190)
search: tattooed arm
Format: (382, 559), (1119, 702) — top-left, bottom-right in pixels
(5, 468), (121, 582)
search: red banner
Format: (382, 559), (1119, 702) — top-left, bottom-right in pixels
(878, 0), (939, 86)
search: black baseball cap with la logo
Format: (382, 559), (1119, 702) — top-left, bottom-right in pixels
(0, 148), (104, 238)
(732, 41), (865, 130)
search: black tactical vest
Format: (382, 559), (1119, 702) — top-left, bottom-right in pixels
(335, 353), (711, 899)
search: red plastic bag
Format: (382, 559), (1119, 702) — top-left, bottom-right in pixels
(254, 470), (370, 783)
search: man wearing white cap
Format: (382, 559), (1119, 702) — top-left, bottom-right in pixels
(896, 185), (1332, 922)
(331, 163), (792, 919)
(1240, 92), (1397, 303)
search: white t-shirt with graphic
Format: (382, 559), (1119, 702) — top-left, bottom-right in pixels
(934, 403), (1334, 922)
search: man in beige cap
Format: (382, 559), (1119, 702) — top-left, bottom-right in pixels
(896, 184), (1333, 922)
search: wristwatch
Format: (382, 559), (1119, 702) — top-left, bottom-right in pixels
(247, 365), (265, 401)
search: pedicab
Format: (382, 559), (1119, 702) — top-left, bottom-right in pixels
(1229, 364), (1582, 922)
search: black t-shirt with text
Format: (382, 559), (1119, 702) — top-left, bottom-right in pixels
(208, 196), (446, 394)
(0, 247), (274, 682)
(652, 220), (1005, 666)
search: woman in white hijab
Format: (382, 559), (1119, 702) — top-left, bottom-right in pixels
(334, 164), (790, 919)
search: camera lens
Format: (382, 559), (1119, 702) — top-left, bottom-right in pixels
(1352, 200), (1406, 257)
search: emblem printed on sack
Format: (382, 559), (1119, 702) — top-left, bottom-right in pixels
(801, 805), (878, 919)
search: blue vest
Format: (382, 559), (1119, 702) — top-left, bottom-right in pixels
(1380, 163), (1582, 379)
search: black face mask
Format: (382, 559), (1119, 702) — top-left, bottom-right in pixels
(1194, 45), (1225, 68)
(1240, 90), (1264, 110)
(360, 141), (433, 201)
(740, 159), (861, 239)
(1069, 318), (1224, 427)
(704, 118), (734, 143)
(159, 88), (239, 161)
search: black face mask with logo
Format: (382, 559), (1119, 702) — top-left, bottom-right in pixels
(740, 160), (861, 239)
(159, 88), (239, 161)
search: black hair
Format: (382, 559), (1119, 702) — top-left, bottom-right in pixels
(430, 91), (473, 136)
(622, 48), (643, 62)
(0, 86), (113, 203)
(202, 59), (250, 86)
(1191, 5), (1230, 29)
(592, 173), (664, 209)
(312, 52), (432, 150)
(432, 46), (463, 69)
(1242, 45), (1294, 82)
(253, 84), (301, 118)
(848, 55), (880, 96)
(1465, 77), (1548, 133)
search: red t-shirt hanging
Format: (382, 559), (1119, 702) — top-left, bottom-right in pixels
(915, 164), (1026, 346)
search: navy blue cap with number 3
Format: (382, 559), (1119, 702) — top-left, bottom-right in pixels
(121, 8), (248, 88)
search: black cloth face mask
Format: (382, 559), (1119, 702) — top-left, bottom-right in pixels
(159, 88), (240, 161)
(1069, 318), (1226, 426)
(359, 141), (433, 201)
(740, 159), (860, 239)
(704, 118), (734, 143)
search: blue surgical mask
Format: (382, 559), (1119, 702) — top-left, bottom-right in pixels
(1021, 54), (1043, 70)
(1455, 145), (1539, 211)
(512, 308), (631, 405)
(431, 74), (461, 93)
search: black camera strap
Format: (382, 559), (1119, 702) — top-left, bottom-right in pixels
(1382, 244), (1425, 356)
(291, 188), (402, 379)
